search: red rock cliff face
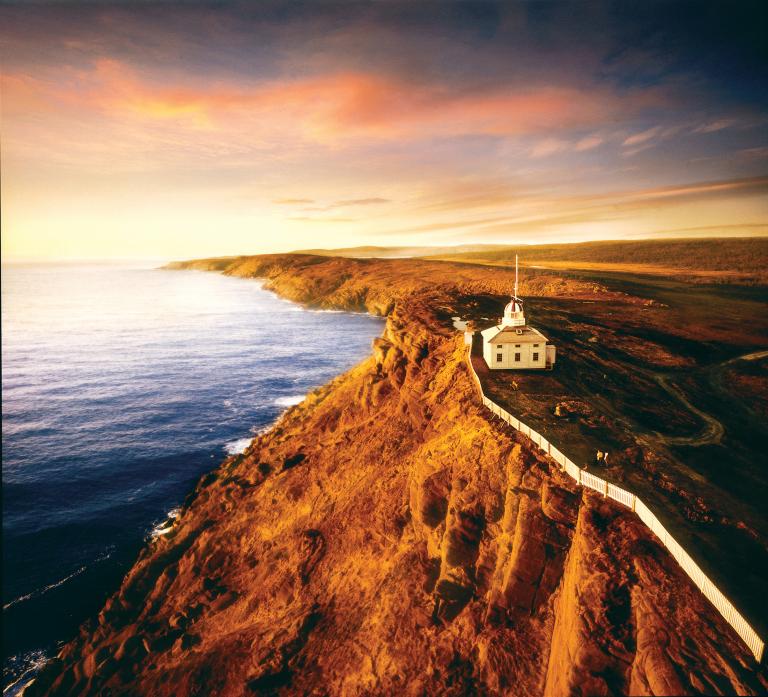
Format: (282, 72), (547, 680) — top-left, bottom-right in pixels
(28, 257), (767, 696)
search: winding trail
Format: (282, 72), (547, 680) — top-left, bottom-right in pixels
(653, 374), (725, 446)
(651, 349), (768, 448)
(722, 349), (768, 365)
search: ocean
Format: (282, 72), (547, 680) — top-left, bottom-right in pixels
(1, 262), (384, 692)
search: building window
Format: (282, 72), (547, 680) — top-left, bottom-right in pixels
(497, 345), (502, 349)
(514, 344), (521, 348)
(497, 353), (503, 362)
(533, 343), (539, 347)
(533, 352), (539, 361)
(514, 352), (521, 362)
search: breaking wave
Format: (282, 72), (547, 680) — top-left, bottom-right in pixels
(224, 437), (252, 455)
(3, 649), (49, 697)
(274, 395), (305, 407)
(149, 508), (181, 539)
(3, 546), (114, 611)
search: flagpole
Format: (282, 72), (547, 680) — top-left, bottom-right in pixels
(514, 254), (518, 299)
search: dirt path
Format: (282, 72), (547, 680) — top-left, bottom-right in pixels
(651, 349), (768, 448)
(653, 374), (725, 446)
(722, 349), (768, 365)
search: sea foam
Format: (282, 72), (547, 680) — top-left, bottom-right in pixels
(149, 508), (181, 538)
(224, 437), (252, 455)
(274, 395), (305, 407)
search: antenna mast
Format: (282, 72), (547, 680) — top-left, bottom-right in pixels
(514, 254), (518, 299)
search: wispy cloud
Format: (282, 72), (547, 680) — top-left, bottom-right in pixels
(622, 125), (665, 146)
(301, 197), (390, 212)
(622, 143), (656, 158)
(331, 197), (389, 207)
(692, 119), (736, 134)
(288, 216), (354, 223)
(530, 138), (570, 158)
(374, 175), (768, 238)
(529, 133), (604, 158)
(574, 134), (604, 151)
(620, 124), (682, 157)
(736, 146), (768, 160)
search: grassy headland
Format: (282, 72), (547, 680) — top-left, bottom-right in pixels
(28, 247), (768, 696)
(425, 236), (768, 285)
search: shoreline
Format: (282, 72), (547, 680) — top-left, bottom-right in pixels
(25, 255), (768, 696)
(4, 263), (385, 697)
(166, 255), (768, 641)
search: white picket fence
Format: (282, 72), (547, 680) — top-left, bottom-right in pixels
(466, 349), (765, 663)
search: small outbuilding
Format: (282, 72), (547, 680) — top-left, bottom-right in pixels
(480, 256), (556, 370)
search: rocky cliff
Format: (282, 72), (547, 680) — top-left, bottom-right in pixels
(28, 255), (767, 696)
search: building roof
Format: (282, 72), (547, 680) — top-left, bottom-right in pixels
(480, 324), (549, 344)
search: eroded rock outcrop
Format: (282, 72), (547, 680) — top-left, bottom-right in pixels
(28, 256), (767, 696)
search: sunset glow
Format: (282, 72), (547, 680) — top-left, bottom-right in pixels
(2, 2), (767, 260)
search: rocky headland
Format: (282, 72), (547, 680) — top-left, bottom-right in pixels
(27, 255), (768, 696)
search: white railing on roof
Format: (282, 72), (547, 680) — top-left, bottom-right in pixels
(465, 347), (764, 663)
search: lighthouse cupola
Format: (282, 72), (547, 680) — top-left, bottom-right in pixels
(502, 254), (526, 326)
(503, 296), (526, 326)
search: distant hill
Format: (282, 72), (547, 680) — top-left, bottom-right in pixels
(171, 238), (768, 284)
(424, 237), (768, 285)
(293, 244), (511, 258)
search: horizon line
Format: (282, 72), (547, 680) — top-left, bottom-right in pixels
(3, 232), (768, 265)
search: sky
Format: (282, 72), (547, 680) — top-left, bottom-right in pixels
(1, 0), (767, 261)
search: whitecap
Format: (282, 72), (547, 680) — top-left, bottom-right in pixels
(274, 395), (305, 407)
(3, 565), (88, 611)
(224, 437), (252, 455)
(3, 649), (49, 697)
(2, 591), (34, 612)
(149, 507), (182, 539)
(92, 546), (115, 563)
(150, 520), (173, 537)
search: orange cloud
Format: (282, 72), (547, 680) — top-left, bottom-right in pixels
(2, 58), (656, 145)
(375, 175), (768, 239)
(530, 137), (570, 158)
(575, 134), (603, 151)
(295, 75), (647, 142)
(623, 125), (664, 146)
(617, 176), (768, 203)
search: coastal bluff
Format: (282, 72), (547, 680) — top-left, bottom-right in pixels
(28, 255), (768, 696)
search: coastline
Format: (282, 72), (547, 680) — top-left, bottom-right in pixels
(3, 261), (384, 697)
(26, 255), (768, 696)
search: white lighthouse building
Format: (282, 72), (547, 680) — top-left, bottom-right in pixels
(480, 256), (556, 370)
